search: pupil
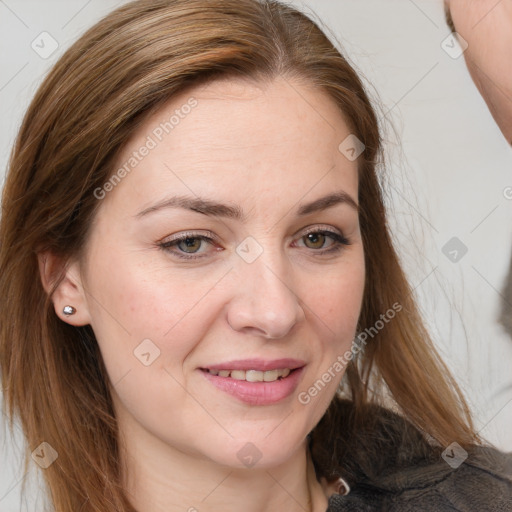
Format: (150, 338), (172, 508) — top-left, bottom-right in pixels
(307, 233), (324, 248)
(182, 237), (200, 252)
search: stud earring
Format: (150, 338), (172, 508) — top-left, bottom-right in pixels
(63, 305), (76, 316)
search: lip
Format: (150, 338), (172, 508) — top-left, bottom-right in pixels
(199, 359), (306, 406)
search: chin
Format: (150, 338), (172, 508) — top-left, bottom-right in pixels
(198, 427), (309, 471)
(200, 399), (335, 470)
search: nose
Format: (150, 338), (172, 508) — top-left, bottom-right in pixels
(226, 251), (306, 339)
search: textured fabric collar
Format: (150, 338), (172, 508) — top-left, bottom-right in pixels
(308, 398), (512, 511)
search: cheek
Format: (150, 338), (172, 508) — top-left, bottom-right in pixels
(82, 254), (234, 442)
(320, 253), (365, 364)
(297, 250), (365, 389)
(82, 245), (232, 382)
(315, 253), (365, 342)
(294, 257), (365, 419)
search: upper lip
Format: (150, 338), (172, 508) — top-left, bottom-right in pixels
(202, 358), (306, 372)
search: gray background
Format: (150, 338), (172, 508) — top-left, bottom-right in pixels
(1, 0), (511, 509)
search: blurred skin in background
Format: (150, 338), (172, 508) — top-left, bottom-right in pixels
(444, 0), (512, 145)
(444, 0), (512, 339)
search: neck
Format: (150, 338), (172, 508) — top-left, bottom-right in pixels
(119, 418), (329, 512)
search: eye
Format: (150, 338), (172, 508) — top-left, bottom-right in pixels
(294, 227), (350, 256)
(158, 226), (351, 261)
(158, 231), (218, 260)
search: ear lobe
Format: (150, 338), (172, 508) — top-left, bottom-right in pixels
(37, 251), (92, 326)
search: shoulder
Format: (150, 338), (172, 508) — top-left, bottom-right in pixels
(310, 398), (512, 511)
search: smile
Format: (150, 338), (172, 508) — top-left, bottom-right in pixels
(200, 362), (305, 406)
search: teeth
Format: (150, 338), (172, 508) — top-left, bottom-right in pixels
(207, 368), (293, 382)
(246, 370), (263, 382)
(263, 369), (278, 382)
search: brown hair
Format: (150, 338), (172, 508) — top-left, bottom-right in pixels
(0, 0), (478, 510)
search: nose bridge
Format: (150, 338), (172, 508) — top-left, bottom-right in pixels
(227, 236), (305, 339)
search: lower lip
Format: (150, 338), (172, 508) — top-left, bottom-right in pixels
(200, 367), (305, 405)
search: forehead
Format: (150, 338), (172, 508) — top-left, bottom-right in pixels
(102, 76), (359, 218)
(148, 76), (352, 149)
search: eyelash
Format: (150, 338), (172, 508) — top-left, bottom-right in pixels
(157, 227), (351, 261)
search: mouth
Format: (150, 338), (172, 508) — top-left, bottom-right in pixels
(199, 359), (306, 406)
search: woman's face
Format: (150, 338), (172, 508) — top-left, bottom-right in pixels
(77, 76), (365, 469)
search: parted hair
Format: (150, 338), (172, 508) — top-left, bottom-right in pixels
(0, 1), (478, 510)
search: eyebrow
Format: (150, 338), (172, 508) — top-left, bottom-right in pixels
(135, 191), (359, 221)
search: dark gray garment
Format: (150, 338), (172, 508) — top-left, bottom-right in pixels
(325, 446), (512, 511)
(308, 399), (512, 511)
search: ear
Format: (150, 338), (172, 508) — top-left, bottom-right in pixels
(37, 251), (92, 326)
